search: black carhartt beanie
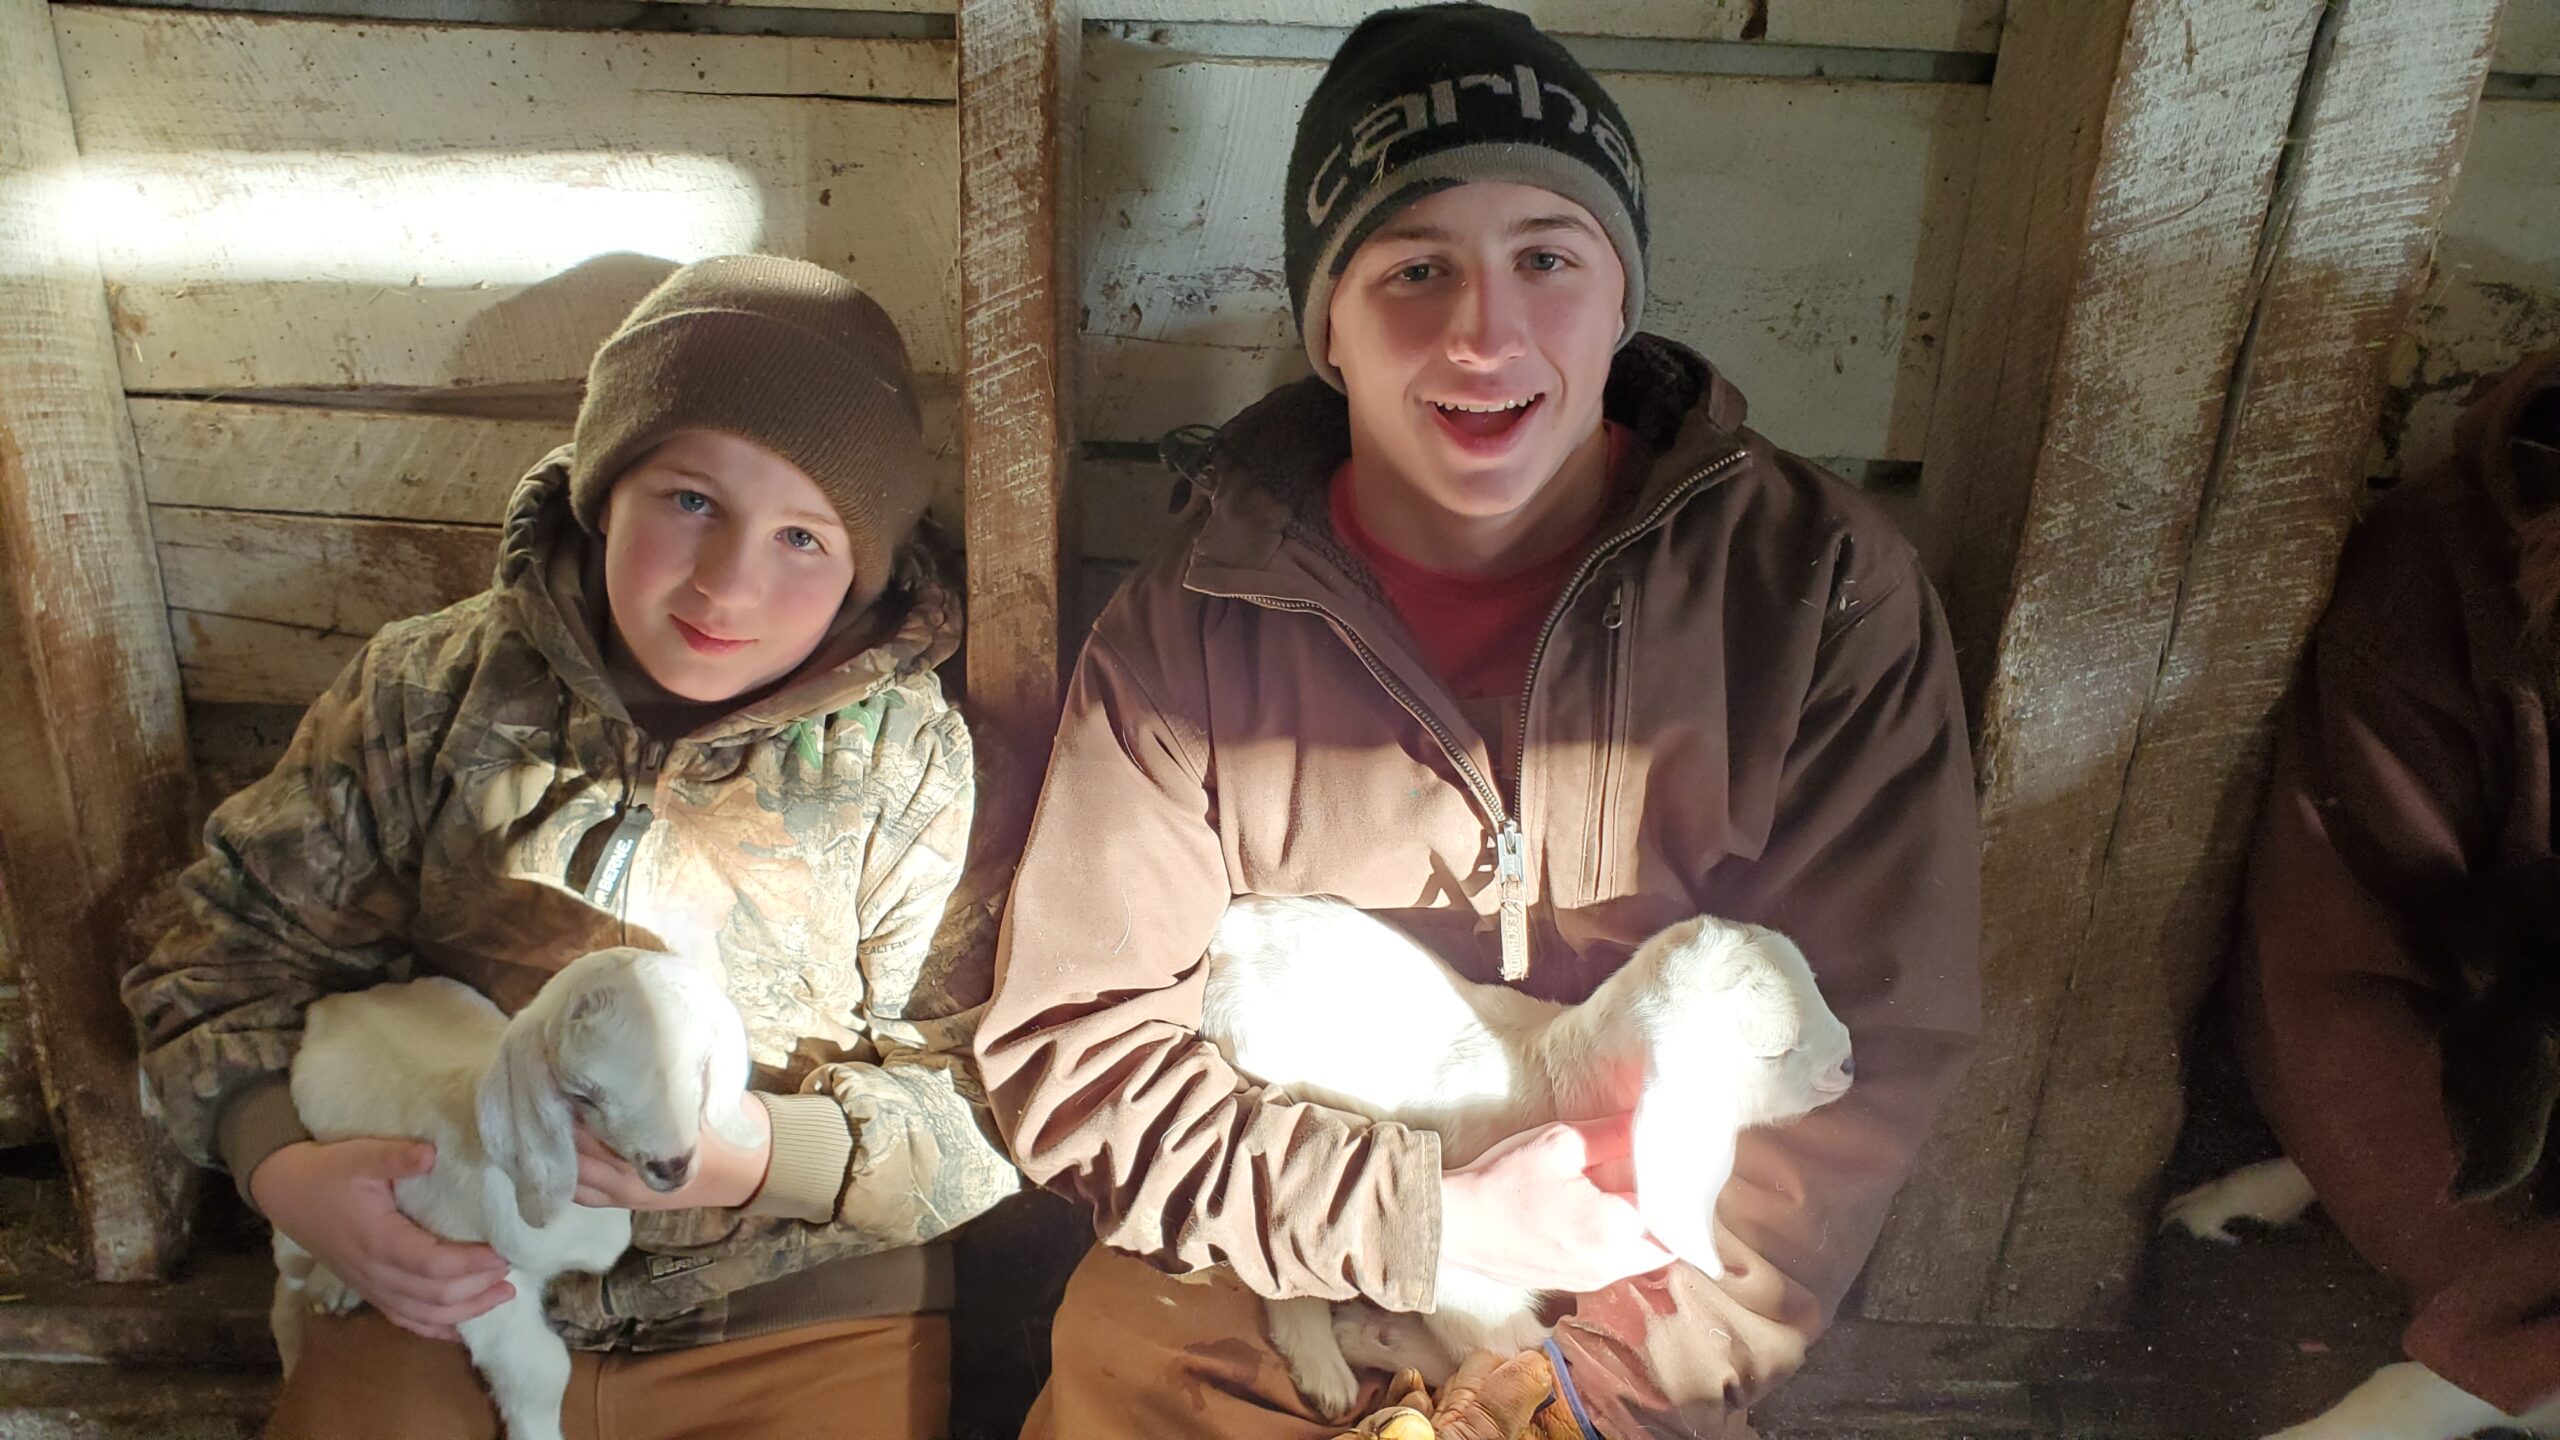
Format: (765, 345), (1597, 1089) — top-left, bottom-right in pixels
(1285, 3), (1648, 389)
(571, 256), (930, 612)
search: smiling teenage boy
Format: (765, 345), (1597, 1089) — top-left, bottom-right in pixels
(126, 256), (1019, 1440)
(975, 6), (1981, 1437)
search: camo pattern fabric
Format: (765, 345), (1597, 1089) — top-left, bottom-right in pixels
(124, 451), (1019, 1347)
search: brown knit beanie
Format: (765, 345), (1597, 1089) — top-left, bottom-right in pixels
(571, 255), (930, 612)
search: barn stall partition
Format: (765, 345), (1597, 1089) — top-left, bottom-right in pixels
(1, 0), (2553, 1433)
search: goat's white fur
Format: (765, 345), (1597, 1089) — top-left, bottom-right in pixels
(270, 947), (756, 1440)
(2164, 1159), (2560, 1439)
(1199, 896), (1854, 1418)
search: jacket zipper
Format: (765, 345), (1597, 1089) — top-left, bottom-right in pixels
(1236, 447), (1745, 982)
(1585, 579), (1631, 899)
(583, 737), (667, 922)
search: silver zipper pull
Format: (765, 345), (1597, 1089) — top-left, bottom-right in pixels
(1601, 583), (1626, 630)
(1497, 820), (1531, 982)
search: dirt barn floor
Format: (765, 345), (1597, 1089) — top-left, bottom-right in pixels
(0, 1049), (2409, 1440)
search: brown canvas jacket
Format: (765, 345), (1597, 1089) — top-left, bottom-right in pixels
(125, 453), (1020, 1349)
(2236, 353), (2560, 1413)
(977, 336), (1982, 1426)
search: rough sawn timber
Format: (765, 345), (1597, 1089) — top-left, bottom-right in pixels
(1979, 0), (2504, 1328)
(1861, 0), (2321, 1325)
(0, 0), (200, 1278)
(960, 0), (1080, 847)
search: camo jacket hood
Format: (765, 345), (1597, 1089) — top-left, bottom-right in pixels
(127, 451), (1019, 1349)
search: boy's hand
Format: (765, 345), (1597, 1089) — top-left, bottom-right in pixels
(1438, 1117), (1673, 1293)
(250, 1138), (514, 1341)
(571, 1092), (772, 1211)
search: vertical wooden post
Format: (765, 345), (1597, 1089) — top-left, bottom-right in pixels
(1866, 0), (2503, 1327)
(959, 0), (1080, 846)
(1977, 0), (2503, 1327)
(0, 0), (200, 1279)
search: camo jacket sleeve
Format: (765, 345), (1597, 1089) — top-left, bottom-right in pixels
(121, 622), (444, 1177)
(762, 694), (1021, 1245)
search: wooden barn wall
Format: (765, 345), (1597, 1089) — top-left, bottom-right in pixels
(1067, 4), (1996, 633)
(2372, 76), (2560, 482)
(33, 3), (960, 812)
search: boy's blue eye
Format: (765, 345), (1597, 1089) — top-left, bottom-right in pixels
(1526, 251), (1567, 272)
(673, 490), (710, 514)
(783, 527), (822, 552)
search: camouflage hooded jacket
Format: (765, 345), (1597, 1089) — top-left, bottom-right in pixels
(124, 452), (1020, 1348)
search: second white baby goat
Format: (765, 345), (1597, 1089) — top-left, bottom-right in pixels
(1199, 896), (1855, 1418)
(270, 946), (755, 1440)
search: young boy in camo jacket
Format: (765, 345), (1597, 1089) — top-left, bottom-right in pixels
(126, 256), (1019, 1440)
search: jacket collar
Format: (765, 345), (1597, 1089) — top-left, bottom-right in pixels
(495, 447), (962, 745)
(1177, 333), (1754, 606)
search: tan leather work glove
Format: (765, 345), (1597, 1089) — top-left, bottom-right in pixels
(1337, 1351), (1585, 1440)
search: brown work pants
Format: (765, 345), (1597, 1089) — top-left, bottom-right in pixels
(263, 1308), (949, 1440)
(1021, 1245), (1392, 1440)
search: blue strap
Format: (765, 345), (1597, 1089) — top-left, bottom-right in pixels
(1540, 1335), (1605, 1440)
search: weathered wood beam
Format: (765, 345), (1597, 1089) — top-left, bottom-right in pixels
(1982, 0), (2503, 1327)
(1862, 0), (2329, 1324)
(959, 0), (1079, 843)
(0, 0), (199, 1277)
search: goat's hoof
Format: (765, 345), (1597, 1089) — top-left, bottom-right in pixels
(1292, 1354), (1365, 1425)
(2163, 1159), (2314, 1243)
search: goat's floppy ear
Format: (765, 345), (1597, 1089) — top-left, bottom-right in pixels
(702, 1009), (758, 1148)
(476, 1013), (579, 1228)
(1711, 932), (1800, 1058)
(1631, 1051), (1737, 1278)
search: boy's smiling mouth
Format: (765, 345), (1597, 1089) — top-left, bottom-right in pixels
(1430, 392), (1544, 447)
(672, 615), (751, 655)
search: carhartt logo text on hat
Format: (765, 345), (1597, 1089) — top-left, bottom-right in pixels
(1303, 64), (1644, 227)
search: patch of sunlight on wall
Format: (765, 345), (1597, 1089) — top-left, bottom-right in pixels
(54, 151), (765, 285)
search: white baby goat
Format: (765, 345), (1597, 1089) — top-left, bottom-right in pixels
(1200, 896), (1855, 1418)
(270, 947), (755, 1440)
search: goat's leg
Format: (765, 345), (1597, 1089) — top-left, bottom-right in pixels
(459, 1276), (572, 1440)
(2163, 1157), (2316, 1243)
(1266, 1295), (1364, 1421)
(1420, 1267), (1551, 1366)
(1330, 1302), (1458, 1389)
(269, 1234), (315, 1376)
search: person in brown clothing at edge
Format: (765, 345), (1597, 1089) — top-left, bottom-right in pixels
(973, 7), (1983, 1437)
(2231, 351), (2560, 1431)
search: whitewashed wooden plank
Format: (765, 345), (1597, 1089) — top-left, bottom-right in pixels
(1078, 41), (1984, 463)
(171, 611), (365, 708)
(153, 507), (498, 641)
(1080, 0), (2001, 50)
(644, 0), (952, 10)
(129, 390), (965, 528)
(2496, 2), (2560, 75)
(54, 7), (960, 391)
(1767, 0), (2002, 53)
(1080, 1), (1753, 38)
(2377, 98), (2560, 480)
(134, 401), (563, 523)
